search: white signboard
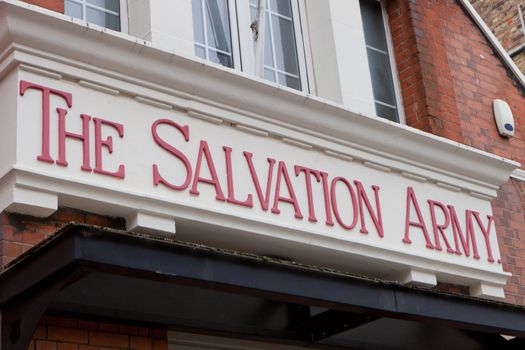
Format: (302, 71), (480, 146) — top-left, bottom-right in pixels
(0, 69), (513, 299)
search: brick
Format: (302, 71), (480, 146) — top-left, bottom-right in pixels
(58, 343), (79, 350)
(89, 332), (129, 348)
(41, 316), (58, 325)
(130, 337), (152, 350)
(50, 208), (85, 224)
(152, 340), (167, 350)
(84, 215), (125, 229)
(149, 329), (166, 339)
(79, 345), (97, 350)
(48, 327), (88, 344)
(57, 318), (79, 328)
(78, 321), (98, 331)
(36, 341), (58, 350)
(34, 325), (47, 340)
(119, 326), (140, 335)
(98, 323), (119, 333)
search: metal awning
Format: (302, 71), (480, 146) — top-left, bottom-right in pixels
(1, 224), (524, 350)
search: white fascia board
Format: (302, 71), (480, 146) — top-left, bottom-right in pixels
(0, 0), (519, 192)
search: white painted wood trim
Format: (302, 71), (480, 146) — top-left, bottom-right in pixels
(511, 168), (525, 182)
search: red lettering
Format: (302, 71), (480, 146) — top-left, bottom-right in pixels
(354, 181), (383, 237)
(330, 177), (358, 230)
(244, 152), (275, 211)
(19, 81), (72, 163)
(152, 119), (192, 190)
(294, 165), (322, 222)
(320, 171), (334, 226)
(271, 161), (303, 219)
(403, 187), (434, 248)
(190, 141), (226, 201)
(56, 109), (92, 172)
(224, 146), (253, 207)
(472, 212), (495, 263)
(93, 118), (125, 179)
(448, 206), (480, 259)
(428, 200), (454, 253)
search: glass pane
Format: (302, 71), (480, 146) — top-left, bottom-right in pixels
(361, 0), (387, 51)
(195, 45), (206, 59)
(271, 14), (299, 75)
(367, 48), (396, 106)
(264, 15), (274, 67)
(204, 0), (232, 53)
(192, 0), (205, 44)
(375, 103), (399, 122)
(249, 0), (257, 6)
(86, 7), (120, 30)
(278, 73), (301, 90)
(87, 0), (119, 13)
(65, 0), (83, 19)
(264, 67), (276, 82)
(269, 0), (292, 17)
(209, 50), (233, 67)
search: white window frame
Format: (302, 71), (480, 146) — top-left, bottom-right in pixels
(197, 0), (311, 93)
(377, 0), (405, 123)
(65, 0), (128, 33)
(193, 0), (241, 69)
(119, 0), (128, 33)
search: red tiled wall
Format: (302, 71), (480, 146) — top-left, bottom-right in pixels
(387, 0), (525, 305)
(31, 316), (168, 350)
(21, 0), (64, 13)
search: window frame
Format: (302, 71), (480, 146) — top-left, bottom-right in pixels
(376, 0), (405, 123)
(64, 0), (128, 33)
(195, 0), (311, 93)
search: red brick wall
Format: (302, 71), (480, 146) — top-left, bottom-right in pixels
(469, 0), (525, 75)
(31, 316), (167, 350)
(470, 0), (523, 51)
(0, 208), (125, 268)
(21, 0), (64, 13)
(387, 0), (525, 305)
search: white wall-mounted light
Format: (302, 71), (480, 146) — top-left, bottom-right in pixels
(493, 99), (515, 138)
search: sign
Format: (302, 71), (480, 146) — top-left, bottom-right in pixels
(0, 71), (513, 299)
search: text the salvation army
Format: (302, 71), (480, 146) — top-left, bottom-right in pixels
(19, 80), (498, 264)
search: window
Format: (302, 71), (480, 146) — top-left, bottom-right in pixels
(360, 0), (401, 122)
(249, 0), (302, 90)
(65, 0), (124, 32)
(192, 0), (234, 68)
(191, 0), (308, 91)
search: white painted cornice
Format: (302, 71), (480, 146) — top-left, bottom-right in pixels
(0, 0), (519, 193)
(511, 169), (525, 182)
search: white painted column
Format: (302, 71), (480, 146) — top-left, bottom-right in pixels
(304, 0), (376, 117)
(127, 0), (195, 56)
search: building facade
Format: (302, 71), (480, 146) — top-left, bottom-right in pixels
(470, 0), (525, 73)
(0, 0), (524, 349)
